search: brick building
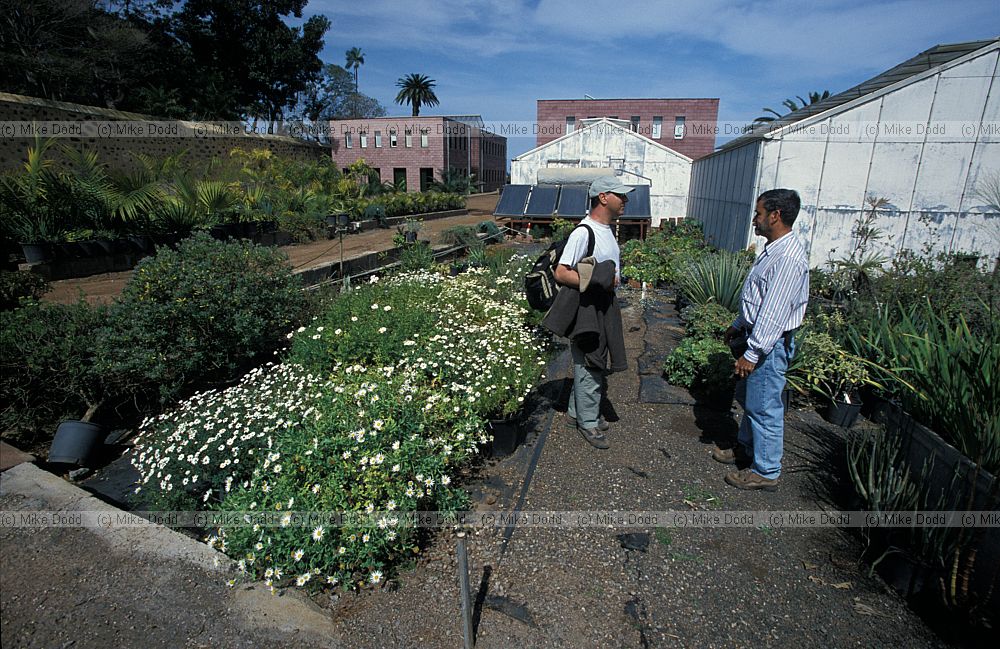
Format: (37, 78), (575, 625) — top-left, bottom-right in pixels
(536, 98), (719, 159)
(329, 115), (507, 193)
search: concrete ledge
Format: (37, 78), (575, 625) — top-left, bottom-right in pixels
(0, 462), (232, 575)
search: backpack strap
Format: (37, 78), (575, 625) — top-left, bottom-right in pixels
(573, 223), (595, 260)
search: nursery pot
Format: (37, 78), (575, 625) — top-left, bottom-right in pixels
(20, 242), (52, 264)
(488, 413), (522, 457)
(824, 396), (863, 428)
(404, 231), (418, 244)
(48, 420), (106, 466)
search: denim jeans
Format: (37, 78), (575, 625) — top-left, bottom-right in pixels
(567, 342), (603, 429)
(735, 333), (795, 479)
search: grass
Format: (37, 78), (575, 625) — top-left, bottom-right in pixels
(681, 484), (722, 509)
(654, 528), (674, 547)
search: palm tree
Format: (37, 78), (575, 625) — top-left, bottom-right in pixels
(754, 90), (831, 124)
(395, 73), (440, 117)
(345, 47), (365, 92)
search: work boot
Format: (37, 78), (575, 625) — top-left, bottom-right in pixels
(567, 414), (610, 432)
(578, 425), (610, 449)
(724, 468), (779, 492)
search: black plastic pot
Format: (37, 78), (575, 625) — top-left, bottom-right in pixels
(824, 396), (863, 428)
(20, 242), (52, 264)
(48, 420), (106, 466)
(488, 412), (523, 457)
(404, 231), (418, 244)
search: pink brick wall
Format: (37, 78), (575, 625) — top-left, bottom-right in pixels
(536, 99), (719, 160)
(330, 117), (506, 192)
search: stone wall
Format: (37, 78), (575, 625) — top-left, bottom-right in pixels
(0, 93), (328, 173)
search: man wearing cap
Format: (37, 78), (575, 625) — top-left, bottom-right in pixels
(553, 176), (633, 449)
(714, 188), (809, 491)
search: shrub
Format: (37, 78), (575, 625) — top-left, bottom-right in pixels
(136, 264), (547, 590)
(788, 329), (870, 401)
(290, 277), (442, 369)
(96, 233), (305, 404)
(0, 299), (109, 446)
(663, 336), (734, 398)
(680, 302), (735, 341)
(0, 270), (49, 310)
(621, 220), (708, 285)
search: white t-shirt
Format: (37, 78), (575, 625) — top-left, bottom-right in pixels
(557, 217), (620, 280)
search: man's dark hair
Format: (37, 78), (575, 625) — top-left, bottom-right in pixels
(758, 189), (801, 226)
(590, 195), (602, 209)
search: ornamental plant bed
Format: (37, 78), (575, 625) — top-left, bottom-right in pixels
(132, 256), (546, 591)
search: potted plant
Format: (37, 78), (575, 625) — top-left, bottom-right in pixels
(792, 331), (873, 427)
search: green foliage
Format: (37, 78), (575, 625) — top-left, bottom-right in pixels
(353, 192), (465, 221)
(96, 234), (305, 404)
(788, 327), (871, 401)
(440, 225), (481, 249)
(135, 262), (547, 589)
(550, 217), (576, 242)
(432, 169), (475, 195)
(400, 242), (436, 272)
(864, 302), (1000, 475)
(394, 73), (440, 117)
(0, 299), (110, 445)
(621, 220), (708, 285)
(679, 302), (735, 341)
(0, 271), (49, 310)
(663, 337), (734, 398)
(291, 280), (441, 369)
(675, 250), (752, 312)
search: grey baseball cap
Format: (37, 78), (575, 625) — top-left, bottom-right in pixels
(588, 176), (635, 198)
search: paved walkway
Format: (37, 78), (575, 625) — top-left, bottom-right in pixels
(1, 287), (945, 648)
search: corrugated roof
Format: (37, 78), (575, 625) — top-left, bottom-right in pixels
(717, 38), (1000, 153)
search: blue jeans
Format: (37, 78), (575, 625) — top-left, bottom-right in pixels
(735, 333), (795, 479)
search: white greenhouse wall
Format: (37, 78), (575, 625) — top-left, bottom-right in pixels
(691, 42), (1000, 269)
(511, 120), (692, 227)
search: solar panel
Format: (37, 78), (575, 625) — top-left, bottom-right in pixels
(556, 185), (588, 218)
(494, 184), (531, 216)
(623, 185), (651, 218)
(524, 185), (560, 216)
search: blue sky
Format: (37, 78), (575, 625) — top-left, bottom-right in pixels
(306, 0), (998, 159)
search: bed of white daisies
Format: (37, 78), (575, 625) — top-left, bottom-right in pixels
(132, 260), (548, 591)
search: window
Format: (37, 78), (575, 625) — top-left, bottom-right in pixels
(630, 116), (640, 132)
(360, 131), (368, 148)
(389, 129), (397, 147)
(420, 129), (429, 148)
(405, 128), (412, 147)
(652, 116), (662, 139)
(374, 130), (382, 147)
(345, 133), (353, 148)
(674, 116), (685, 139)
(393, 168), (406, 187)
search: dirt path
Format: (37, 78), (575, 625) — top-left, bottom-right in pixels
(42, 192), (500, 305)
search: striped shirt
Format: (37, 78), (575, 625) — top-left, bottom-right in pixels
(732, 232), (809, 364)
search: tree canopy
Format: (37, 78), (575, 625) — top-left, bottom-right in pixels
(394, 73), (440, 117)
(0, 0), (331, 129)
(754, 90), (831, 124)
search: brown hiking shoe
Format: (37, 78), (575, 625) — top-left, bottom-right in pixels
(711, 444), (750, 465)
(724, 468), (779, 492)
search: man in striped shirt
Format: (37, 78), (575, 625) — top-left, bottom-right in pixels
(714, 189), (809, 492)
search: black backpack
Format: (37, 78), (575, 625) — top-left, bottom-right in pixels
(524, 224), (595, 311)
